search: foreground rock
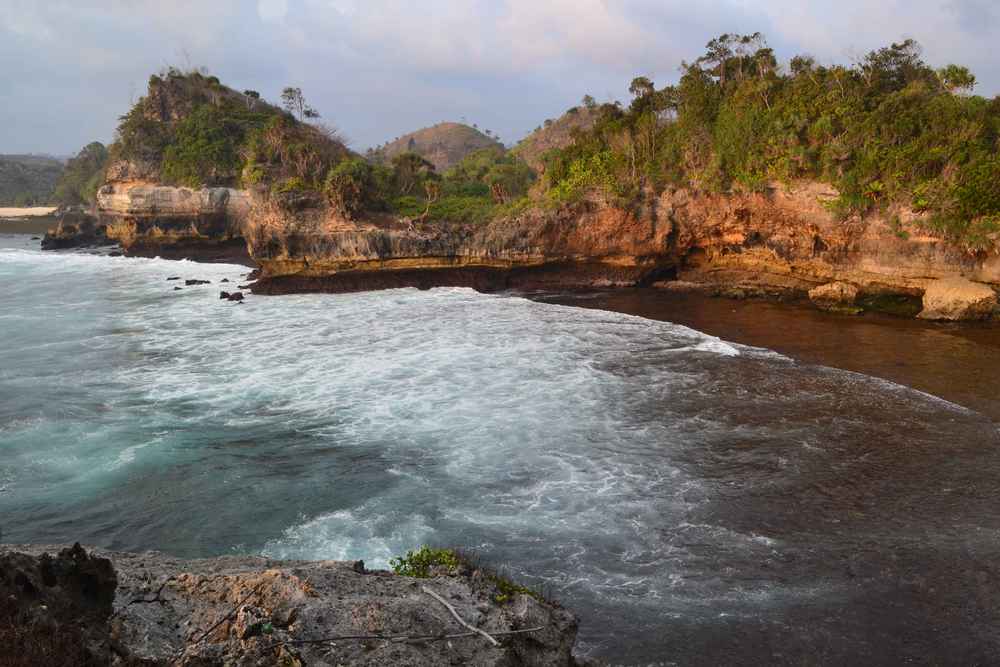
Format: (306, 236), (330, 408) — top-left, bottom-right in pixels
(1, 545), (578, 666)
(918, 276), (998, 320)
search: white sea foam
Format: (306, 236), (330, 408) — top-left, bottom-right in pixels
(3, 242), (996, 661)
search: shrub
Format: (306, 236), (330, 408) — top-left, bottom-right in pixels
(325, 157), (375, 217)
(389, 547), (461, 578)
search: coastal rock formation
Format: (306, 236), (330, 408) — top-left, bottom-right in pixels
(246, 191), (677, 294)
(246, 181), (1000, 320)
(40, 209), (111, 249)
(1, 545), (578, 666)
(95, 182), (253, 263)
(918, 276), (998, 320)
(0, 544), (117, 665)
(809, 281), (861, 312)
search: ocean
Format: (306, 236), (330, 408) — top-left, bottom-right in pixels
(3, 234), (1000, 664)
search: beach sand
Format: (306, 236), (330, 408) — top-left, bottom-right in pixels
(0, 206), (58, 218)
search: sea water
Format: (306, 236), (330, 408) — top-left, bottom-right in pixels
(2, 235), (999, 664)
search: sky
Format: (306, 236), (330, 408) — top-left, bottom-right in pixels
(1, 0), (999, 156)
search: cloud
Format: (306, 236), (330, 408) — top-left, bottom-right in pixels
(1, 1), (998, 155)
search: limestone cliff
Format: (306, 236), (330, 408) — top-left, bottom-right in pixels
(247, 181), (999, 319)
(42, 182), (254, 264)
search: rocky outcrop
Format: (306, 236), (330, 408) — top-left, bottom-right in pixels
(0, 544), (117, 666)
(247, 182), (1000, 320)
(41, 209), (111, 249)
(95, 182), (253, 263)
(247, 193), (677, 294)
(41, 173), (1000, 320)
(1, 545), (577, 667)
(43, 181), (255, 264)
(918, 276), (998, 320)
(809, 281), (861, 313)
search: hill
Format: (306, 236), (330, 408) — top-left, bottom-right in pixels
(0, 154), (63, 206)
(371, 122), (503, 172)
(513, 106), (599, 173)
(106, 67), (349, 190)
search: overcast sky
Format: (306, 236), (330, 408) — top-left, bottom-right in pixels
(2, 0), (999, 156)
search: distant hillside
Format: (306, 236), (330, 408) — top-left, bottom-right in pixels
(0, 155), (64, 206)
(513, 106), (599, 174)
(372, 123), (503, 172)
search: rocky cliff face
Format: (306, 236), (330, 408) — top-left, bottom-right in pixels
(1, 545), (578, 667)
(248, 181), (1000, 319)
(95, 181), (252, 263)
(43, 175), (1000, 320)
(43, 179), (255, 264)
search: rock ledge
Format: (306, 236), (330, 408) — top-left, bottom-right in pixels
(1, 544), (578, 666)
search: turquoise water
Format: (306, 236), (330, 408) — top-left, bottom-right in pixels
(3, 234), (1000, 663)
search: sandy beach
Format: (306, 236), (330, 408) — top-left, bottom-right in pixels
(0, 206), (58, 218)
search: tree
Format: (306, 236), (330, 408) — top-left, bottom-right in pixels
(243, 89), (260, 111)
(629, 76), (655, 99)
(860, 39), (929, 92)
(698, 34), (736, 85)
(53, 141), (109, 205)
(938, 64), (976, 94)
(391, 152), (435, 195)
(281, 87), (320, 121)
(582, 94), (597, 109)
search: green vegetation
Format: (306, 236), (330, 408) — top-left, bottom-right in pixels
(53, 142), (108, 205)
(389, 546), (550, 605)
(541, 34), (1000, 249)
(389, 546), (462, 578)
(0, 155), (63, 206)
(110, 68), (346, 191)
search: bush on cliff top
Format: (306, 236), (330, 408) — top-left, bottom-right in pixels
(542, 34), (1000, 250)
(108, 69), (347, 191)
(390, 546), (551, 605)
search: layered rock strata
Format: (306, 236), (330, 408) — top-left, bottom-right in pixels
(43, 178), (1000, 319)
(248, 183), (1000, 319)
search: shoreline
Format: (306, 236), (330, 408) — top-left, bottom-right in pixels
(10, 234), (1000, 421)
(539, 288), (1000, 422)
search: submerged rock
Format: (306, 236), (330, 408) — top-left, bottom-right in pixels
(219, 291), (244, 302)
(1, 545), (578, 666)
(918, 276), (998, 321)
(40, 211), (113, 250)
(185, 279), (211, 286)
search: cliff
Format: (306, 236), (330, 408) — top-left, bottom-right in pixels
(246, 181), (998, 319)
(1, 544), (578, 667)
(41, 41), (1000, 320)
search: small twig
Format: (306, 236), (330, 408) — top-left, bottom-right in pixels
(422, 585), (499, 646)
(111, 576), (176, 619)
(188, 582), (263, 646)
(265, 626), (544, 649)
(168, 582), (263, 665)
